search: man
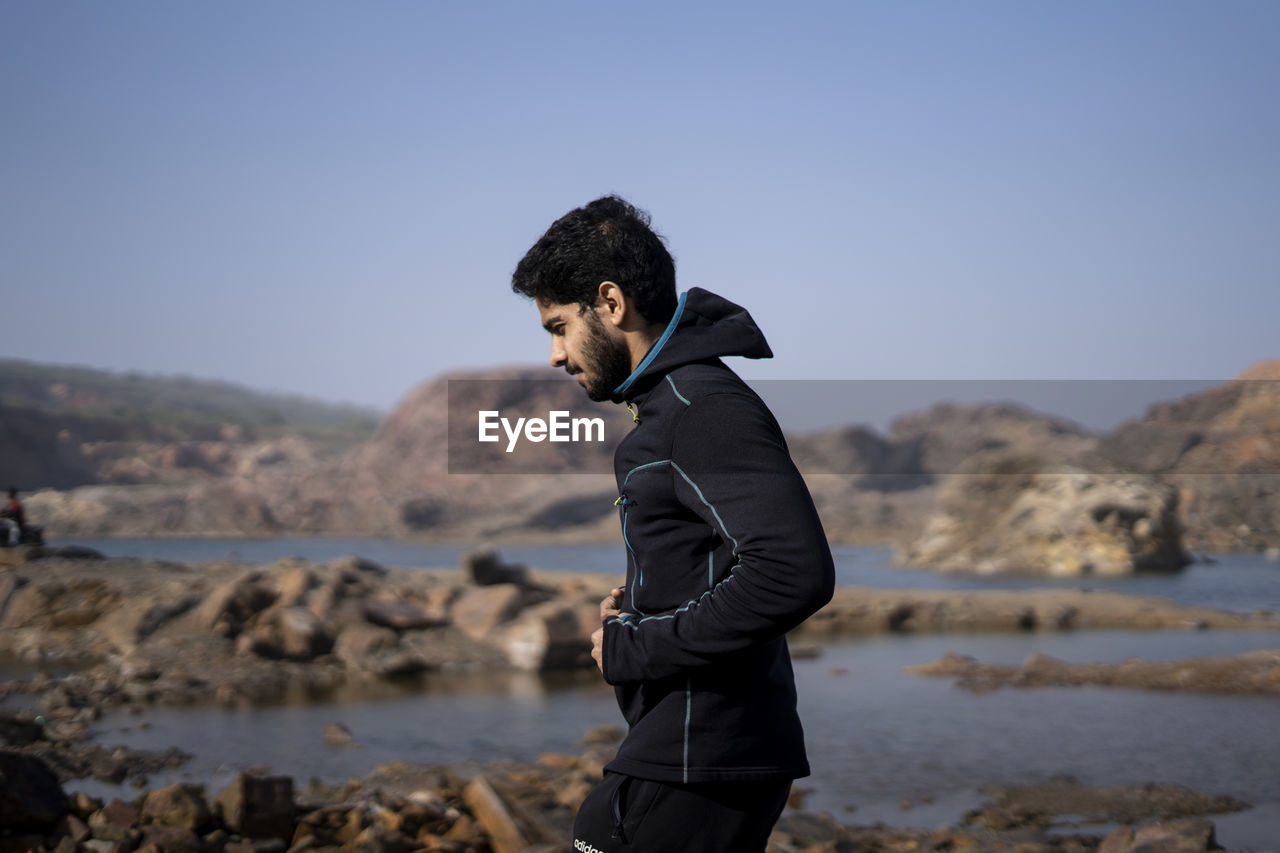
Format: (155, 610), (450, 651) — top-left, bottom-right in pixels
(1, 487), (26, 546)
(512, 196), (834, 852)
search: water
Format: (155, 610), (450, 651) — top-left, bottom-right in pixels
(37, 537), (1280, 847)
(53, 537), (1280, 614)
(76, 630), (1280, 849)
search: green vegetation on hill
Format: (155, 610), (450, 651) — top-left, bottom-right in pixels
(0, 358), (381, 447)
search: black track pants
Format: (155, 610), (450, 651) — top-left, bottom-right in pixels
(571, 771), (791, 853)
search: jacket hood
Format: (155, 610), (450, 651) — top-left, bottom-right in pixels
(611, 287), (773, 403)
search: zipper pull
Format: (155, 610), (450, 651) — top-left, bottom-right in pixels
(614, 494), (629, 507)
(625, 401), (640, 423)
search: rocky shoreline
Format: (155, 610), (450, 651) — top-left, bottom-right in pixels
(909, 648), (1280, 696)
(2, 548), (1278, 851)
(1, 548), (1276, 719)
(0, 731), (1258, 853)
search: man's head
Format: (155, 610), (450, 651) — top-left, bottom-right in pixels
(6, 488), (15, 500)
(513, 196), (678, 401)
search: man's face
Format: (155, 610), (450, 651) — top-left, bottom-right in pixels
(538, 298), (633, 402)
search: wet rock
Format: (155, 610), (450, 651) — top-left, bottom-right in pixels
(140, 782), (212, 831)
(462, 548), (529, 587)
(324, 723), (358, 748)
(0, 749), (68, 830)
(215, 772), (296, 841)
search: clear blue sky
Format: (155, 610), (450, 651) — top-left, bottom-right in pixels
(2, 2), (1277, 426)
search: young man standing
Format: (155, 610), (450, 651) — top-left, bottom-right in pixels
(511, 196), (834, 852)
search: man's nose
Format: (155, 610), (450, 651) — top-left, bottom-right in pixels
(550, 337), (566, 368)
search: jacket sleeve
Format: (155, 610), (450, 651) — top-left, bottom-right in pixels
(601, 391), (835, 684)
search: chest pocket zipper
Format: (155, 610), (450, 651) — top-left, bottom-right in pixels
(616, 494), (643, 588)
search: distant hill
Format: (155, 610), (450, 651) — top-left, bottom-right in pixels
(0, 359), (381, 490)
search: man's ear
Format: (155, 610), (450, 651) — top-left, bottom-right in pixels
(597, 281), (629, 328)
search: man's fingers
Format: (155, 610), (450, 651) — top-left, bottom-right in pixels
(599, 587), (627, 621)
(590, 626), (605, 675)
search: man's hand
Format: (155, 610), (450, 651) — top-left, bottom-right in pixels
(592, 587), (627, 675)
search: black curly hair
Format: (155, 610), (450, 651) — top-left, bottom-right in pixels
(512, 195), (678, 324)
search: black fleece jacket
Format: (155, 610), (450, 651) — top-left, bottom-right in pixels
(601, 287), (835, 784)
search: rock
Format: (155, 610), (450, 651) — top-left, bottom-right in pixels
(462, 548), (530, 587)
(53, 813), (92, 844)
(240, 606), (334, 660)
(196, 571), (279, 635)
(215, 772), (296, 841)
(499, 601), (591, 670)
(462, 775), (530, 853)
(141, 782), (212, 831)
(334, 623), (400, 666)
(900, 454), (1191, 576)
(450, 584), (530, 641)
(364, 598), (440, 631)
(1101, 818), (1218, 852)
(138, 824), (204, 853)
(71, 792), (103, 819)
(329, 555), (389, 577)
(0, 749), (68, 830)
(88, 799), (140, 841)
(276, 607), (333, 659)
(324, 723), (358, 748)
(97, 592), (202, 654)
(0, 712), (44, 746)
(273, 564), (317, 607)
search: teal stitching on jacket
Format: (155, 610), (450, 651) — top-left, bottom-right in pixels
(623, 458), (672, 485)
(669, 461), (741, 554)
(707, 548), (715, 590)
(666, 374), (691, 406)
(683, 677), (693, 783)
(613, 575), (737, 630)
(612, 291), (688, 398)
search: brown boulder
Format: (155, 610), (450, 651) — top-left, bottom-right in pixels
(450, 584), (530, 641)
(215, 772), (296, 840)
(196, 571), (278, 635)
(499, 601), (592, 670)
(140, 782), (211, 831)
(365, 597), (441, 631)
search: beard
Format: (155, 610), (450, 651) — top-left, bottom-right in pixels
(578, 309), (634, 402)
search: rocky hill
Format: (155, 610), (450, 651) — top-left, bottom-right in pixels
(12, 359), (1280, 557)
(0, 359), (379, 492)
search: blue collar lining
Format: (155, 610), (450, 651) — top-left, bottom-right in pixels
(613, 290), (688, 398)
